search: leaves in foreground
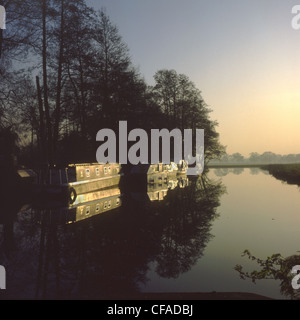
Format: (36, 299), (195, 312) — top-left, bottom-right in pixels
(234, 249), (300, 299)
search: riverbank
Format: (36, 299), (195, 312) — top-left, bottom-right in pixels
(112, 291), (274, 300)
(260, 163), (300, 186)
(207, 163), (263, 168)
(208, 163), (300, 186)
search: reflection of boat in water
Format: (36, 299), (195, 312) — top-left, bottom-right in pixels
(20, 160), (189, 207)
(129, 161), (188, 186)
(34, 187), (122, 224)
(34, 163), (122, 205)
(168, 174), (189, 190)
(130, 161), (188, 176)
(30, 162), (189, 223)
(177, 160), (189, 174)
(131, 174), (189, 202)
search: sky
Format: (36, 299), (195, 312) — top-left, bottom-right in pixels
(87, 0), (300, 157)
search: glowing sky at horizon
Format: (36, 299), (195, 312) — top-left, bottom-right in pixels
(87, 0), (300, 156)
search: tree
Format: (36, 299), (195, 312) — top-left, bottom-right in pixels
(60, 0), (96, 140)
(249, 152), (260, 163)
(152, 69), (179, 123)
(30, 0), (97, 164)
(151, 69), (225, 162)
(234, 250), (300, 299)
(91, 9), (132, 126)
(1, 2), (155, 166)
(231, 152), (244, 163)
(1, 3), (225, 169)
(0, 0), (41, 129)
(0, 0), (40, 60)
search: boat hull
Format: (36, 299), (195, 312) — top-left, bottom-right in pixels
(34, 163), (122, 205)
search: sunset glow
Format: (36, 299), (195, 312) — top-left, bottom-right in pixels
(88, 0), (300, 156)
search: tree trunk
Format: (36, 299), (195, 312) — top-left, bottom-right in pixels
(0, 28), (3, 60)
(53, 0), (65, 159)
(42, 0), (52, 165)
(78, 54), (87, 137)
(36, 76), (46, 164)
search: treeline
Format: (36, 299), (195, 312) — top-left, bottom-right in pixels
(0, 0), (224, 167)
(210, 151), (300, 164)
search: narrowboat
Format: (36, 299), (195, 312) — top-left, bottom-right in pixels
(34, 163), (122, 204)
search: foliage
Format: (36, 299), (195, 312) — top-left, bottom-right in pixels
(212, 151), (300, 165)
(151, 69), (225, 161)
(234, 249), (300, 299)
(0, 1), (224, 167)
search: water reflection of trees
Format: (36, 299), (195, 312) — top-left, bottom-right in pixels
(0, 175), (225, 299)
(249, 167), (259, 175)
(232, 168), (244, 175)
(214, 167), (270, 177)
(214, 168), (244, 176)
(214, 168), (230, 176)
(155, 176), (225, 278)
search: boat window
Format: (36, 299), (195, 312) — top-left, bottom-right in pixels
(104, 167), (107, 175)
(104, 201), (108, 209)
(108, 201), (111, 208)
(96, 167), (100, 176)
(96, 203), (100, 211)
(86, 206), (90, 215)
(86, 168), (90, 177)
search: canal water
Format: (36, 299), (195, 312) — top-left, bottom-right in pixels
(140, 168), (300, 299)
(1, 168), (300, 299)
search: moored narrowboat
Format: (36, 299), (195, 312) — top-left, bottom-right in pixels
(34, 163), (122, 204)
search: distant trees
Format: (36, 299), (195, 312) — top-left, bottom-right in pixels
(210, 151), (300, 164)
(231, 153), (244, 163)
(248, 152), (260, 163)
(248, 152), (300, 164)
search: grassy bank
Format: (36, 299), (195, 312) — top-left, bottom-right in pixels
(208, 163), (300, 186)
(260, 163), (300, 186)
(208, 163), (263, 168)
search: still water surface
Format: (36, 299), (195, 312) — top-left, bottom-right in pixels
(1, 168), (300, 299)
(141, 168), (300, 299)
